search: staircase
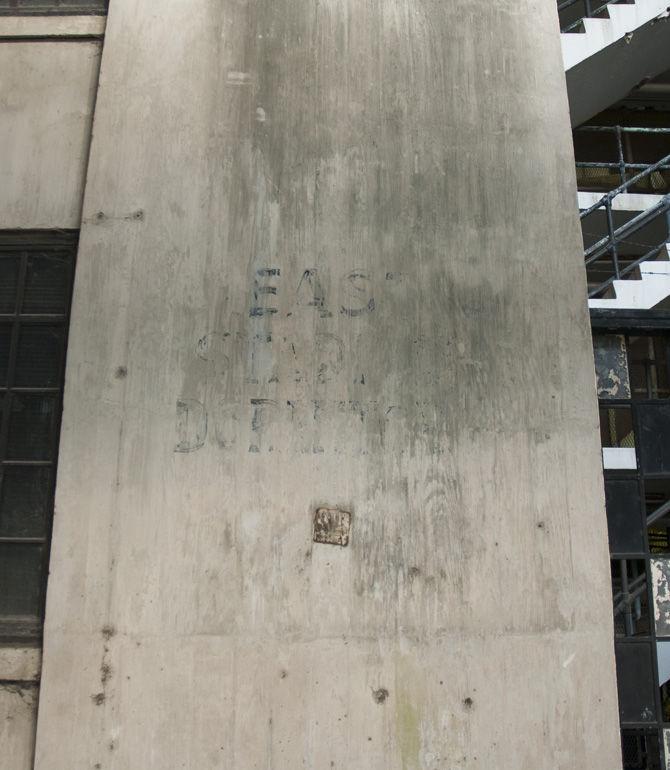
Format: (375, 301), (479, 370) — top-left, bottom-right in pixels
(572, 125), (670, 309)
(588, 248), (670, 309)
(582, 175), (670, 307)
(560, 0), (670, 126)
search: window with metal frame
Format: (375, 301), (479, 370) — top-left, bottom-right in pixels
(0, 231), (76, 642)
(0, 0), (107, 15)
(621, 729), (662, 770)
(596, 329), (670, 767)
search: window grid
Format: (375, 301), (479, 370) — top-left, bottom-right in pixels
(0, 232), (76, 642)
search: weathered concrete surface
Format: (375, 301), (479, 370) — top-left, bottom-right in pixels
(0, 647), (41, 770)
(35, 0), (621, 767)
(0, 26), (101, 770)
(0, 685), (38, 770)
(0, 39), (101, 229)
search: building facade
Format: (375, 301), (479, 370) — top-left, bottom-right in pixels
(2, 0), (668, 767)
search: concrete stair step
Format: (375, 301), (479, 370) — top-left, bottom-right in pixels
(562, 0), (670, 70)
(588, 245), (670, 309)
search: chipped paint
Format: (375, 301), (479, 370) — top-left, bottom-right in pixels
(312, 507), (351, 547)
(652, 559), (670, 635)
(594, 334), (631, 399)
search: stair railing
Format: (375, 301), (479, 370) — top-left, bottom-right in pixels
(575, 125), (670, 189)
(578, 149), (670, 298)
(647, 496), (670, 527)
(613, 567), (647, 637)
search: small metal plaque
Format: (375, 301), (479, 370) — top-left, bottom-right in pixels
(313, 507), (351, 547)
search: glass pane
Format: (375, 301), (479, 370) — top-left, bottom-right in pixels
(647, 480), (670, 555)
(629, 336), (670, 400)
(0, 256), (19, 313)
(0, 466), (51, 538)
(15, 326), (64, 387)
(22, 254), (70, 315)
(638, 404), (670, 475)
(0, 543), (43, 618)
(615, 641), (656, 722)
(600, 405), (635, 448)
(653, 338), (670, 399)
(6, 394), (57, 460)
(621, 729), (662, 770)
(0, 326), (10, 386)
(605, 480), (645, 554)
(613, 560), (650, 637)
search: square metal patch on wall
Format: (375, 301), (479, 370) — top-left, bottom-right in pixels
(313, 507), (351, 547)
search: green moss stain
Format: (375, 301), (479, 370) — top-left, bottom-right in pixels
(395, 694), (421, 770)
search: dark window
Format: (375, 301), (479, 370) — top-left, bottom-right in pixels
(612, 560), (650, 637)
(600, 404), (635, 448)
(606, 481), (646, 555)
(0, 232), (76, 641)
(615, 641), (657, 723)
(0, 0), (107, 14)
(646, 481), (670, 554)
(638, 404), (670, 475)
(621, 730), (662, 770)
(629, 337), (670, 400)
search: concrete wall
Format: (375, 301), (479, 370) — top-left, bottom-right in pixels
(0, 649), (41, 770)
(0, 30), (101, 229)
(0, 15), (102, 770)
(34, 1), (622, 768)
(0, 688), (39, 770)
